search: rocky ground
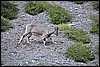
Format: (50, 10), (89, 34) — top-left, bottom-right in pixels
(1, 1), (99, 66)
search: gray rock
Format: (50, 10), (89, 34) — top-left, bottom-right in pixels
(1, 1), (99, 66)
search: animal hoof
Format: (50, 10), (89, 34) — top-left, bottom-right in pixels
(27, 43), (31, 45)
(44, 46), (47, 47)
(53, 42), (57, 44)
(18, 42), (21, 44)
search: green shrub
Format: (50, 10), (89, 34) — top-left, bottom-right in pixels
(1, 60), (3, 65)
(1, 16), (12, 31)
(65, 28), (91, 43)
(70, 1), (84, 4)
(89, 15), (99, 24)
(92, 1), (99, 10)
(59, 23), (70, 31)
(24, 1), (54, 15)
(74, 1), (84, 4)
(65, 42), (95, 62)
(1, 1), (18, 20)
(3, 48), (8, 51)
(90, 23), (99, 34)
(89, 15), (99, 35)
(24, 1), (73, 24)
(24, 1), (44, 15)
(95, 44), (99, 56)
(47, 4), (73, 24)
(39, 61), (46, 66)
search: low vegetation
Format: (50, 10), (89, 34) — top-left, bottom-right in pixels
(59, 23), (70, 31)
(3, 48), (8, 51)
(1, 60), (3, 65)
(39, 61), (46, 66)
(90, 23), (99, 35)
(58, 23), (91, 43)
(65, 27), (91, 43)
(94, 44), (99, 56)
(24, 1), (73, 24)
(89, 15), (99, 35)
(1, 16), (13, 31)
(1, 1), (18, 31)
(70, 1), (85, 4)
(1, 1), (18, 20)
(47, 4), (73, 24)
(65, 42), (95, 62)
(92, 1), (99, 10)
(24, 1), (44, 15)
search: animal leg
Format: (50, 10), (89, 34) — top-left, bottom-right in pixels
(49, 37), (52, 42)
(43, 38), (47, 47)
(26, 36), (30, 44)
(18, 32), (29, 44)
(52, 38), (57, 44)
(27, 32), (32, 44)
(18, 24), (32, 44)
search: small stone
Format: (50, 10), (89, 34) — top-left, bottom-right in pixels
(32, 60), (35, 63)
(26, 62), (28, 64)
(75, 8), (78, 10)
